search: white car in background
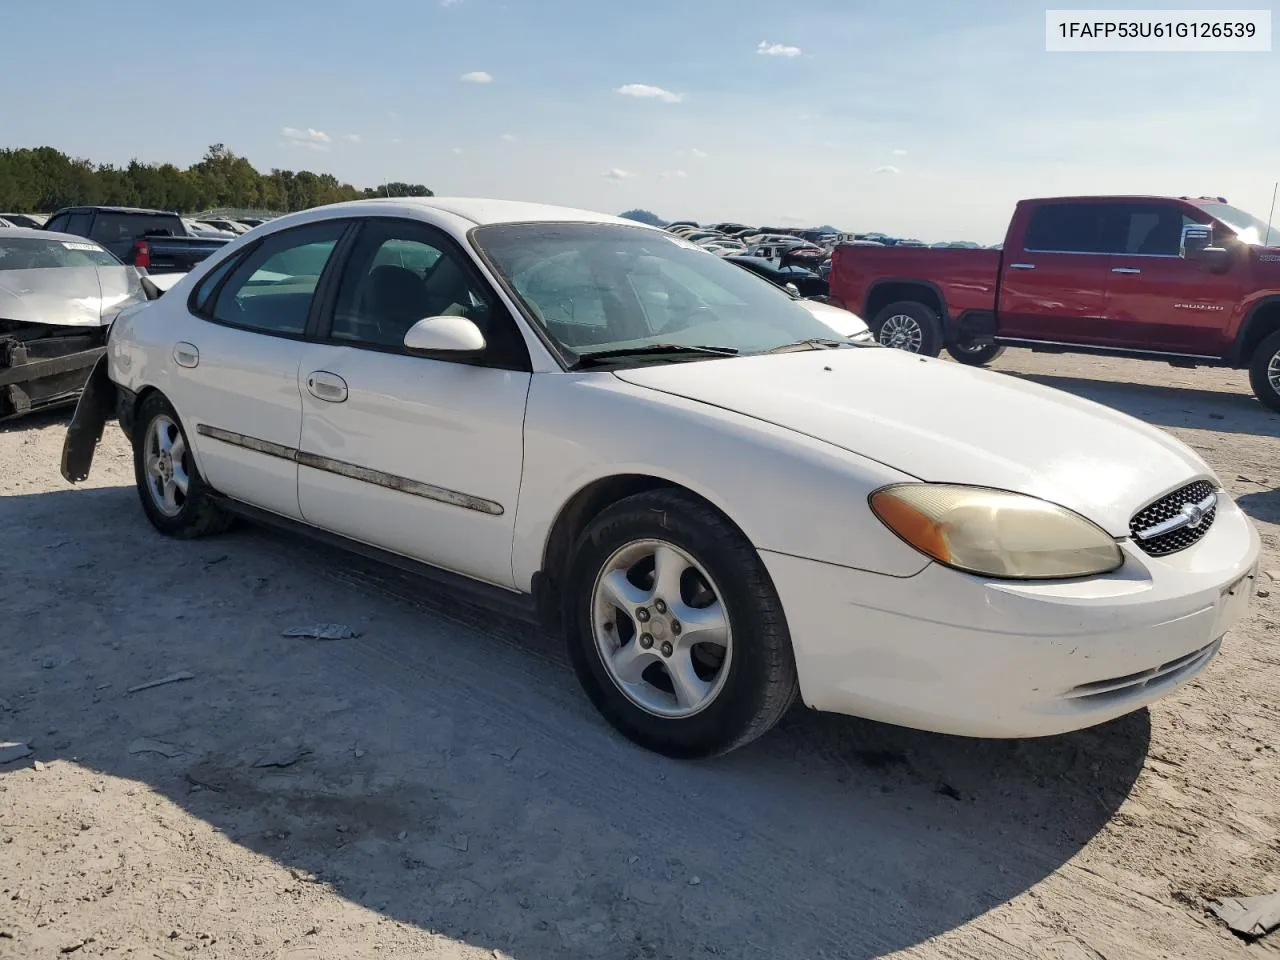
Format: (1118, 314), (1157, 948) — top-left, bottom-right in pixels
(62, 198), (1260, 758)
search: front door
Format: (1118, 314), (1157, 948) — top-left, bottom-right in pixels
(295, 218), (532, 588)
(170, 220), (349, 520)
(1098, 202), (1243, 354)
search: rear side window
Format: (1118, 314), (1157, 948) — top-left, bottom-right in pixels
(1023, 204), (1106, 253)
(89, 213), (181, 245)
(44, 214), (70, 232)
(63, 212), (93, 237)
(191, 252), (243, 315)
(0, 237), (119, 270)
(208, 221), (347, 336)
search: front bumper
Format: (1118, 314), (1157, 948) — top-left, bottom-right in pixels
(763, 493), (1261, 738)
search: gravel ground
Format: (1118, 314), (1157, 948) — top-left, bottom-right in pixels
(1, 349), (1278, 960)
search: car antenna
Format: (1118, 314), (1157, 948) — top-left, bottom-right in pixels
(1266, 181), (1278, 247)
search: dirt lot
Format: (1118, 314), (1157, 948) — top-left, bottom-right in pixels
(1, 350), (1278, 960)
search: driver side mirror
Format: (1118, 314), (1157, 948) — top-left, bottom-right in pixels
(403, 316), (487, 356)
(1181, 223), (1231, 274)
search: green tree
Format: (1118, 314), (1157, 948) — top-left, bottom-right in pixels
(619, 208), (665, 227)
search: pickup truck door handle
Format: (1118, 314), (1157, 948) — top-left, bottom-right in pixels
(1009, 263), (1036, 270)
(173, 342), (199, 368)
(1111, 267), (1142, 274)
(306, 371), (348, 403)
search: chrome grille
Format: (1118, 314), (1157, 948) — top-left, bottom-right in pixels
(1129, 480), (1218, 557)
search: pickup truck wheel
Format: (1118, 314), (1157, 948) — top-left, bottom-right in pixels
(565, 489), (799, 758)
(133, 393), (232, 539)
(946, 341), (1006, 366)
(870, 301), (943, 357)
(1249, 330), (1280, 413)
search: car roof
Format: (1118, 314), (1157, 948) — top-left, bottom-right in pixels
(299, 196), (638, 228)
(0, 226), (107, 245)
(50, 205), (180, 216)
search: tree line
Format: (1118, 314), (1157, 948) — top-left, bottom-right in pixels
(0, 144), (432, 214)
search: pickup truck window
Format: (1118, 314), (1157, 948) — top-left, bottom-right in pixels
(90, 213), (181, 245)
(1026, 202), (1197, 257)
(63, 212), (93, 237)
(1024, 203), (1103, 253)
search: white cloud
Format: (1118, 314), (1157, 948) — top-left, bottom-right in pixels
(500, 133), (517, 141)
(390, 137), (402, 145)
(873, 165), (902, 175)
(342, 134), (361, 143)
(615, 83), (684, 104)
(281, 127), (331, 151)
(691, 148), (708, 159)
(893, 148), (908, 156)
(603, 168), (633, 181)
(757, 41), (802, 57)
(440, 0), (464, 6)
(659, 170), (689, 179)
(461, 71), (493, 84)
(452, 147), (463, 154)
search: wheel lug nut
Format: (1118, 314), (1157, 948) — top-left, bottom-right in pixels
(640, 634), (654, 649)
(661, 641), (673, 657)
(636, 608), (650, 623)
(654, 599), (667, 614)
(671, 620), (681, 635)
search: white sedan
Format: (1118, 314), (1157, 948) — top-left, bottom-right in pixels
(62, 198), (1261, 758)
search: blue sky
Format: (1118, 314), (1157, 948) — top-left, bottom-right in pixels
(4, 0), (1277, 242)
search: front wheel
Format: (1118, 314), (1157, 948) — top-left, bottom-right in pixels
(1248, 329), (1280, 414)
(565, 490), (798, 758)
(133, 392), (232, 538)
(945, 340), (1006, 366)
(870, 300), (944, 357)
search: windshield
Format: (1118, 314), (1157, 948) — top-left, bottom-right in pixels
(1194, 201), (1275, 245)
(0, 236), (119, 270)
(471, 222), (840, 363)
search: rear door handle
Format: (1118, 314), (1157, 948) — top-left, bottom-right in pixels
(1009, 263), (1036, 270)
(173, 342), (199, 368)
(1112, 267), (1141, 274)
(306, 371), (348, 403)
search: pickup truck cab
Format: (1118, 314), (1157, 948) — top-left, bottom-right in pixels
(42, 206), (231, 274)
(828, 195), (1280, 410)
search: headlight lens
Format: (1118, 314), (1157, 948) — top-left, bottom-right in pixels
(870, 483), (1123, 580)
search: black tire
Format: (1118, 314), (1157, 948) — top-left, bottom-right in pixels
(564, 489), (799, 759)
(945, 341), (1007, 366)
(1248, 329), (1280, 413)
(133, 392), (232, 539)
(870, 300), (944, 357)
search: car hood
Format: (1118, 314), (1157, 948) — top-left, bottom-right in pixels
(0, 266), (143, 328)
(613, 349), (1212, 536)
(797, 299), (868, 338)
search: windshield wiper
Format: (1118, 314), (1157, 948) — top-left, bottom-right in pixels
(760, 338), (852, 354)
(570, 344), (740, 369)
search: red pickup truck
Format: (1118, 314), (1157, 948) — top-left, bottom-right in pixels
(828, 195), (1280, 410)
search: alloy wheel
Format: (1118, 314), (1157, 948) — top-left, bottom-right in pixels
(143, 414), (190, 518)
(590, 539), (733, 719)
(878, 314), (924, 352)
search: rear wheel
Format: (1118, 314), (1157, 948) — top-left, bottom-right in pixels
(1248, 329), (1280, 413)
(946, 340), (1006, 366)
(133, 393), (232, 538)
(565, 490), (798, 758)
(870, 300), (943, 357)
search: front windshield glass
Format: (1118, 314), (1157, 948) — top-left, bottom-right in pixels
(1194, 202), (1275, 245)
(471, 221), (840, 363)
(0, 236), (119, 270)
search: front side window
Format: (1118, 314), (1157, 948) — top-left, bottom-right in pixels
(209, 221), (346, 336)
(0, 237), (119, 270)
(329, 222), (494, 349)
(472, 222), (841, 361)
(1103, 204), (1187, 256)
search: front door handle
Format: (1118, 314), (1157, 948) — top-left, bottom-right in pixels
(173, 342), (199, 368)
(306, 371), (348, 403)
(1009, 263), (1036, 270)
(1112, 267), (1142, 274)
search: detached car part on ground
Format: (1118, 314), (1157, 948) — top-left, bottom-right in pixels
(63, 198), (1260, 759)
(0, 230), (161, 420)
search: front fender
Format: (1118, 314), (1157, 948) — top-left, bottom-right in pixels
(512, 373), (930, 589)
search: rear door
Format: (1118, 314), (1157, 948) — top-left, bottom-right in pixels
(1098, 201), (1243, 354)
(997, 202), (1111, 343)
(168, 220), (350, 520)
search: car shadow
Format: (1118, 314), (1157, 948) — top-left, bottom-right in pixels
(1, 485), (1151, 960)
(1003, 371), (1280, 439)
(0, 406), (72, 434)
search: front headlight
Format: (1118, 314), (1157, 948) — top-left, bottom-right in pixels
(869, 483), (1123, 580)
